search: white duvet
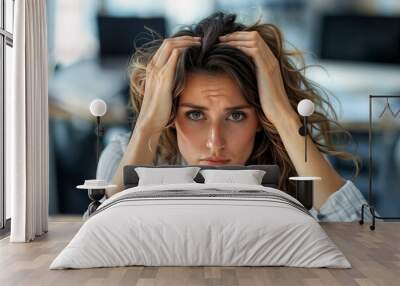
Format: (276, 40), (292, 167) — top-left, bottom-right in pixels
(50, 183), (351, 269)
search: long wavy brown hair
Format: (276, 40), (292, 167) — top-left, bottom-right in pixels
(128, 12), (360, 193)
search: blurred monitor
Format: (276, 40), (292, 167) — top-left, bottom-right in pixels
(97, 15), (167, 60)
(318, 14), (400, 64)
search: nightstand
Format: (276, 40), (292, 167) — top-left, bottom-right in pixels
(289, 177), (321, 210)
(77, 180), (116, 215)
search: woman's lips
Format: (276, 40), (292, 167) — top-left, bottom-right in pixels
(200, 159), (231, 165)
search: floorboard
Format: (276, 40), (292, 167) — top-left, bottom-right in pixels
(0, 216), (399, 286)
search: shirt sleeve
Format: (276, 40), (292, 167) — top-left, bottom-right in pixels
(96, 135), (126, 183)
(308, 180), (375, 222)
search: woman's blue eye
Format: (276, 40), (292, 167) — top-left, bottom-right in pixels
(228, 111), (246, 121)
(186, 111), (203, 121)
(185, 110), (246, 122)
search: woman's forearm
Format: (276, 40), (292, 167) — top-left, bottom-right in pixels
(274, 110), (345, 210)
(106, 126), (161, 198)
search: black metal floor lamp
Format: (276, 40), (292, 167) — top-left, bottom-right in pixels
(359, 95), (400, 230)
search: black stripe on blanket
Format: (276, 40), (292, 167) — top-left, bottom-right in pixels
(89, 189), (312, 218)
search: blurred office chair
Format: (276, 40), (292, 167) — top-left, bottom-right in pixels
(97, 14), (167, 64)
(316, 13), (400, 64)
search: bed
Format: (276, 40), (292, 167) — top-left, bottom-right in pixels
(49, 164), (350, 269)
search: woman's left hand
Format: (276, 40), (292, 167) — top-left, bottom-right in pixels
(219, 31), (295, 126)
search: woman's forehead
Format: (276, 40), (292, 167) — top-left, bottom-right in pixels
(180, 72), (247, 105)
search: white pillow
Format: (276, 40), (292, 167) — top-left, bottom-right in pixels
(135, 167), (201, 186)
(200, 169), (266, 185)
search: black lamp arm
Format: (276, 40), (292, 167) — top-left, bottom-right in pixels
(298, 116), (308, 162)
(94, 116), (105, 165)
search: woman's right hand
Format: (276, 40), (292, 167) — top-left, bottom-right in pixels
(135, 36), (201, 134)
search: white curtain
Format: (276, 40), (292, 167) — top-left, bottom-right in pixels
(6, 0), (49, 242)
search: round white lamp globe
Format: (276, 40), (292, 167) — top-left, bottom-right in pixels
(297, 99), (314, 117)
(90, 99), (107, 117)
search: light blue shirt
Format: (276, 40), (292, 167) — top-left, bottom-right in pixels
(96, 132), (373, 222)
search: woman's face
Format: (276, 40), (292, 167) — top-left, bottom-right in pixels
(174, 72), (261, 166)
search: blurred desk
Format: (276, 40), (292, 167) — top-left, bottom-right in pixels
(306, 60), (400, 129)
(49, 57), (130, 124)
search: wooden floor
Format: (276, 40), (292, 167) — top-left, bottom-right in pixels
(0, 217), (399, 286)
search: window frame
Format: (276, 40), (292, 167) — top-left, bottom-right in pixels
(0, 0), (14, 234)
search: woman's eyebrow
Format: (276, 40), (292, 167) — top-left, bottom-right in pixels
(179, 102), (252, 110)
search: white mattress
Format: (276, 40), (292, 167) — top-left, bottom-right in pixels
(50, 183), (351, 269)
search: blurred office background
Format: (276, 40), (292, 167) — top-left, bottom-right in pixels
(46, 0), (400, 216)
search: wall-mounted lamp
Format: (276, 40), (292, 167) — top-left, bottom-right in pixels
(89, 99), (107, 165)
(291, 99), (320, 210)
(297, 99), (315, 162)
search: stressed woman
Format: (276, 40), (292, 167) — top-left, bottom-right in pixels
(97, 12), (370, 221)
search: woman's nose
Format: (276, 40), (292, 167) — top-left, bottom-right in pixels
(206, 122), (226, 152)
